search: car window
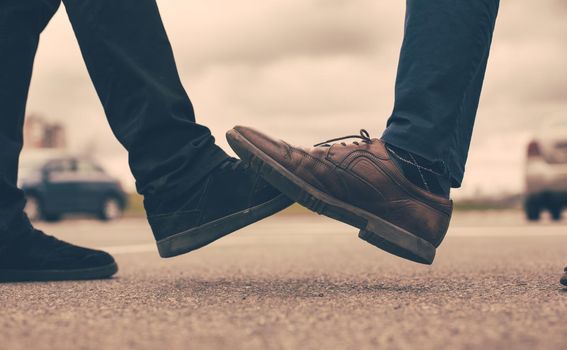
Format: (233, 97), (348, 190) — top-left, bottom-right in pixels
(76, 160), (104, 174)
(45, 159), (74, 174)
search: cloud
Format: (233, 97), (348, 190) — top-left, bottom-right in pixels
(159, 0), (402, 70)
(24, 0), (567, 195)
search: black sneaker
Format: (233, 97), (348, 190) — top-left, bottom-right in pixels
(561, 267), (567, 287)
(0, 226), (118, 282)
(146, 158), (294, 258)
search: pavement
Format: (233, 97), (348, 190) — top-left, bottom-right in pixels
(1, 211), (566, 350)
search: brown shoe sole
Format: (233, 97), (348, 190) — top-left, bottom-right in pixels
(227, 129), (437, 265)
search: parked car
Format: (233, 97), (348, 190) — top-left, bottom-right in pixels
(18, 151), (128, 222)
(524, 117), (567, 221)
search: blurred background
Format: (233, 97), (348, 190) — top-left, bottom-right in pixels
(6, 3), (567, 348)
(20, 0), (567, 219)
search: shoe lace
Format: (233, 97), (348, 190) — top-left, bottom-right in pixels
(313, 129), (373, 147)
(219, 158), (250, 171)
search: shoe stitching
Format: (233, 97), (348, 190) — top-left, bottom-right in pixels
(337, 157), (451, 217)
(343, 151), (452, 213)
(339, 149), (388, 169)
(148, 209), (201, 219)
(282, 142), (294, 160)
(288, 143), (451, 213)
(195, 175), (212, 225)
(292, 148), (334, 170)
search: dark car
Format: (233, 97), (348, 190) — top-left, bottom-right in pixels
(19, 151), (128, 222)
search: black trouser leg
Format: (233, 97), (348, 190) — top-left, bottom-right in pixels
(62, 0), (229, 208)
(0, 0), (61, 237)
(382, 0), (500, 187)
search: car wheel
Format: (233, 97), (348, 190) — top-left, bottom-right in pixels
(99, 197), (123, 221)
(525, 199), (541, 222)
(24, 195), (43, 222)
(549, 206), (562, 221)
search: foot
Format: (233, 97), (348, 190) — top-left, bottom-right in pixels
(146, 158), (294, 258)
(227, 126), (453, 264)
(561, 267), (567, 287)
(0, 224), (117, 282)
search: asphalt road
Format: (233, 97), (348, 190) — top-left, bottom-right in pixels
(1, 211), (566, 350)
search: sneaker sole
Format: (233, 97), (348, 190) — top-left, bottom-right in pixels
(157, 194), (294, 258)
(0, 262), (118, 283)
(227, 129), (436, 265)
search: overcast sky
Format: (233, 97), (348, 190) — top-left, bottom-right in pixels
(25, 0), (567, 197)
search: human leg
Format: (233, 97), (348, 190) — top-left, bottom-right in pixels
(62, 0), (292, 256)
(226, 0), (501, 264)
(0, 0), (117, 282)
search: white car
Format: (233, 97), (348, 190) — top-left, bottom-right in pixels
(525, 117), (567, 221)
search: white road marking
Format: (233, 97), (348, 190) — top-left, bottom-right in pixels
(102, 244), (156, 255)
(100, 225), (567, 255)
(449, 227), (567, 237)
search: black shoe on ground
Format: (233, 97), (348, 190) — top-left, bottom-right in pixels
(561, 267), (567, 287)
(0, 225), (117, 283)
(146, 158), (294, 258)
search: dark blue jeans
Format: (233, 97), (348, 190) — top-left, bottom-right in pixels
(0, 0), (228, 237)
(383, 0), (500, 187)
(0, 0), (500, 238)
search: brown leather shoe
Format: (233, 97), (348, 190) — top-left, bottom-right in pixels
(226, 126), (453, 264)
